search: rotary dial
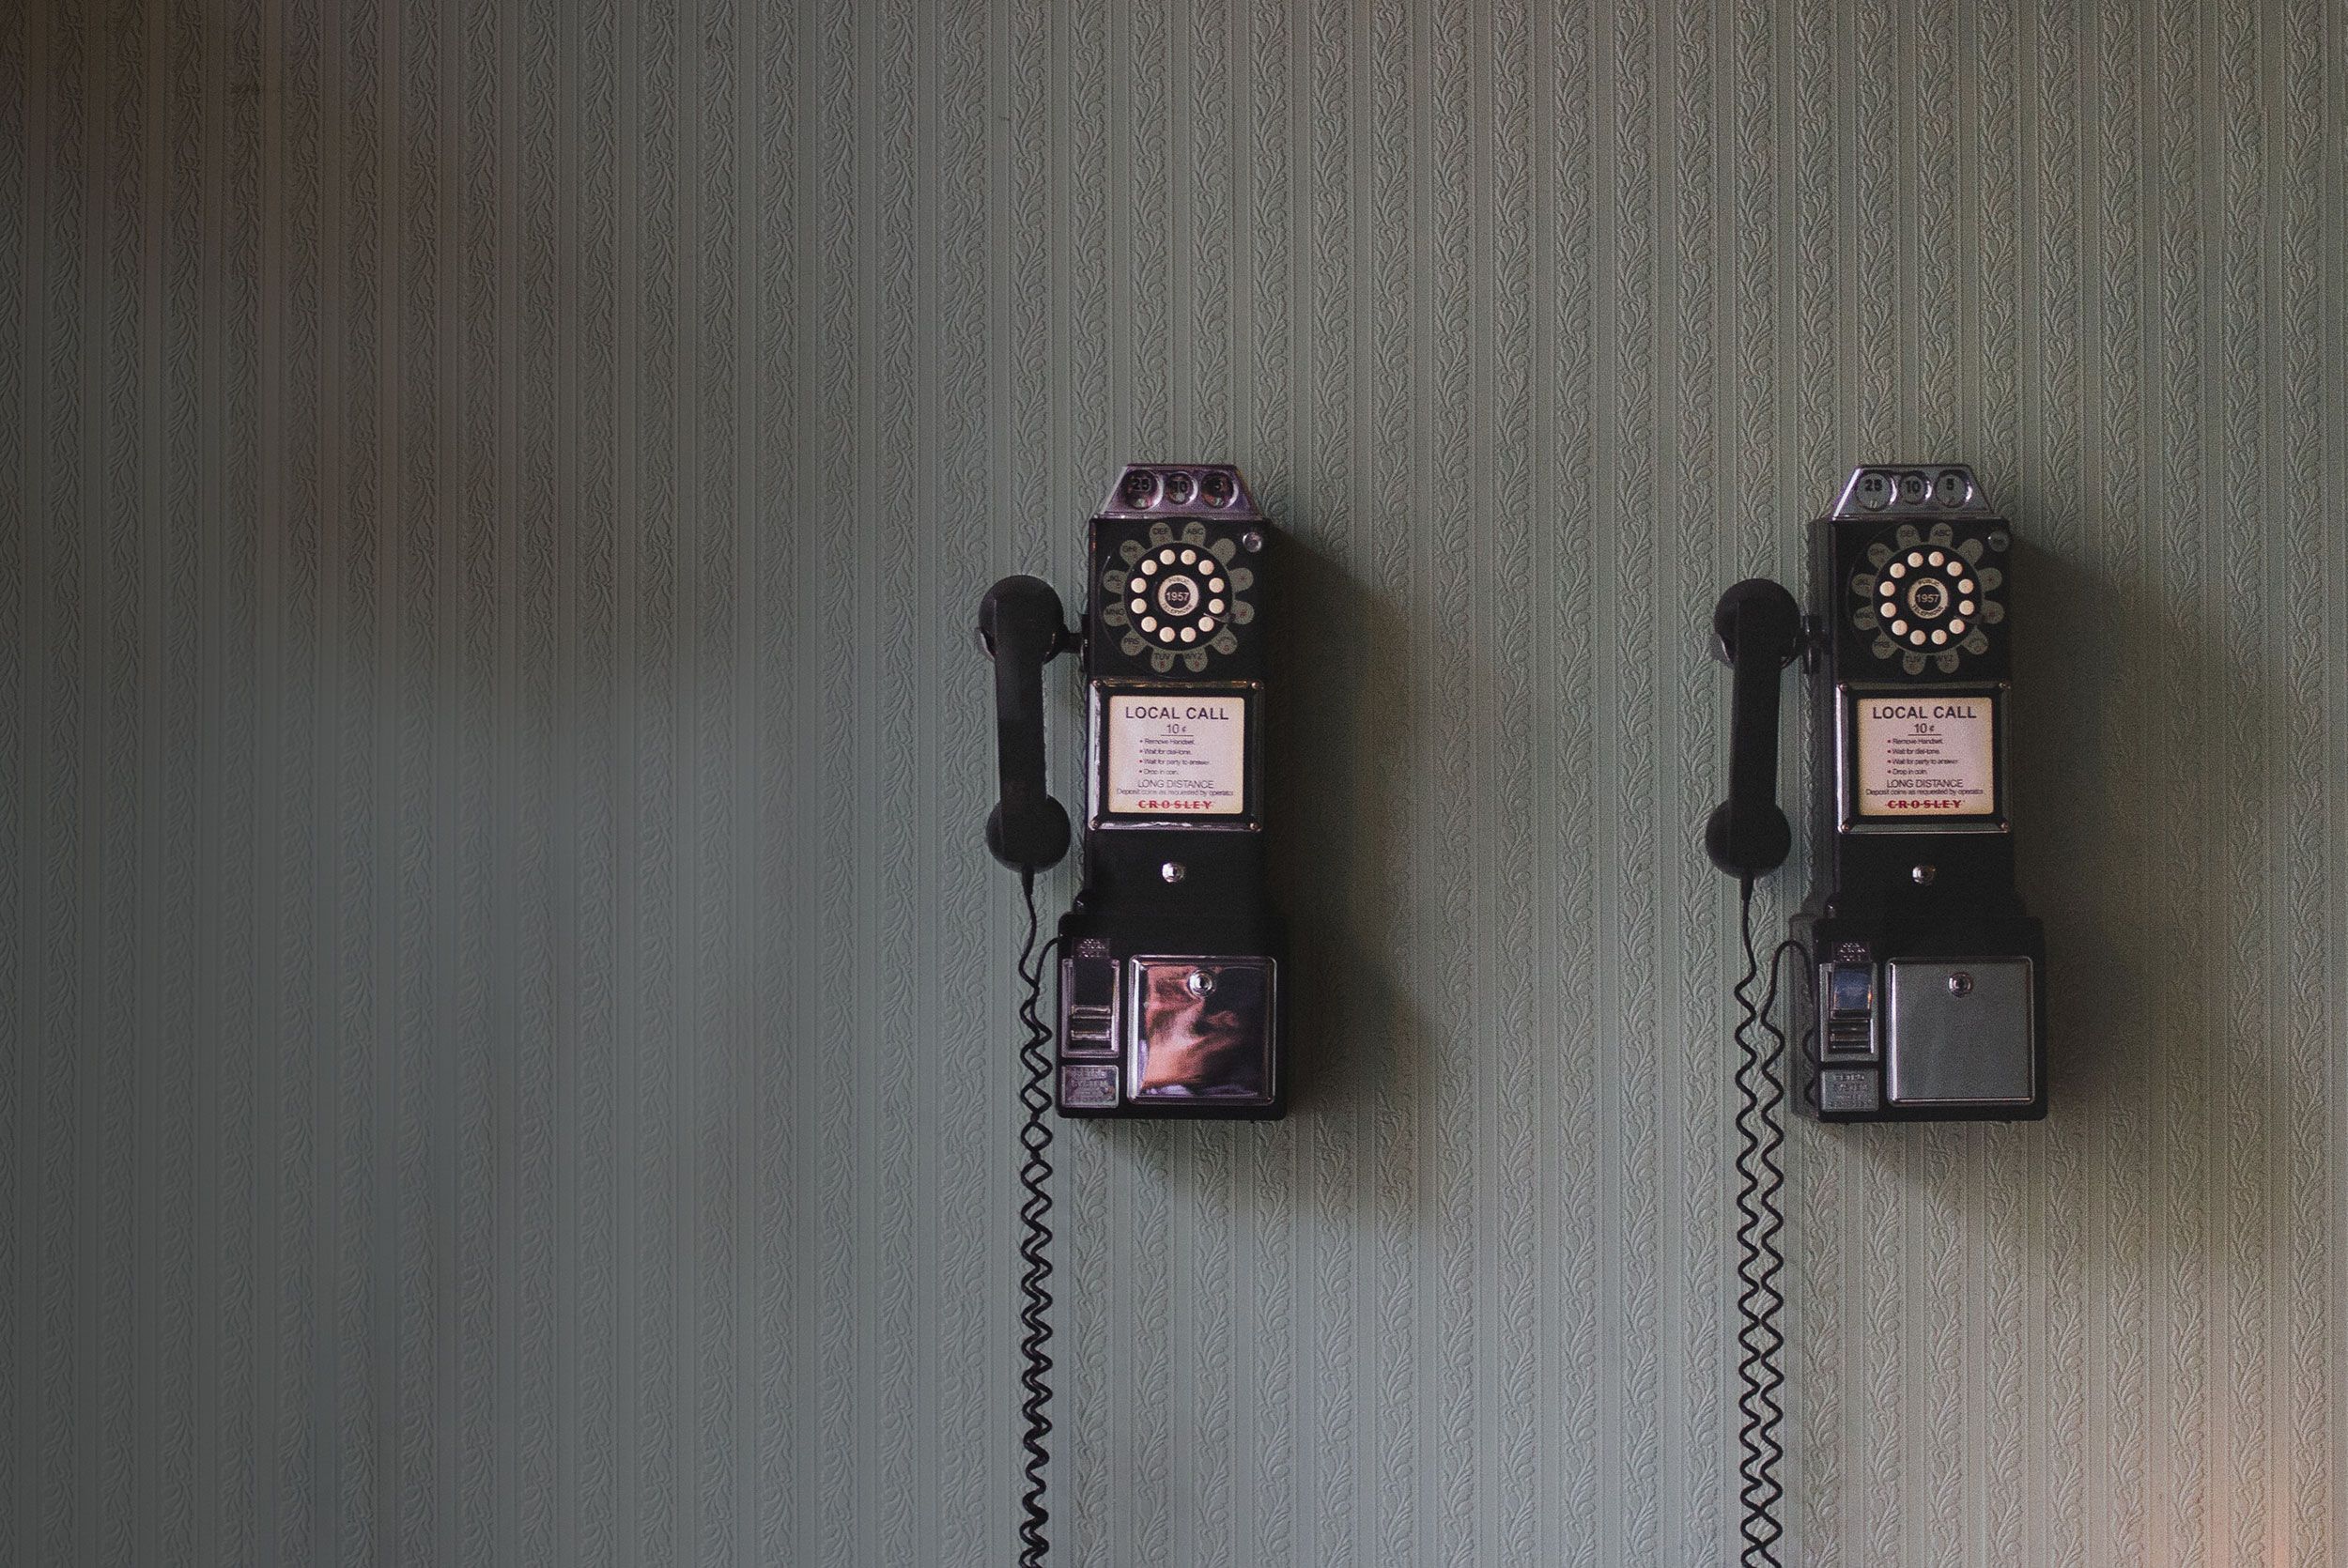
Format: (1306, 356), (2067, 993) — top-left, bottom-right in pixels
(1130, 544), (1226, 648)
(1846, 523), (2007, 675)
(1097, 522), (1257, 673)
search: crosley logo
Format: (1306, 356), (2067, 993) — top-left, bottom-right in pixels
(1140, 798), (1214, 811)
(1887, 797), (1962, 810)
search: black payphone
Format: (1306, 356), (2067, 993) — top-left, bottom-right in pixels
(977, 463), (1288, 1564)
(1704, 464), (2048, 1564)
(1707, 463), (2047, 1120)
(981, 462), (1288, 1118)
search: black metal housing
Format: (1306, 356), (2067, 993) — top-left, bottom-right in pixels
(1787, 466), (2047, 1122)
(1052, 464), (1288, 1119)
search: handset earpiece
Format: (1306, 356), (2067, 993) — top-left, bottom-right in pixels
(1705, 576), (1805, 881)
(978, 575), (1074, 873)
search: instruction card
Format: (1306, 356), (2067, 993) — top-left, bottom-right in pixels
(1854, 696), (1997, 818)
(1106, 694), (1247, 816)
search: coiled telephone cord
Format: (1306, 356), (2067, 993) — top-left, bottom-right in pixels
(1014, 872), (1058, 1568)
(1732, 878), (1808, 1568)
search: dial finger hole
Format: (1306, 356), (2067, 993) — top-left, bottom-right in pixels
(1207, 598), (1224, 614)
(1948, 618), (1966, 635)
(1129, 598), (1145, 615)
(1926, 549), (1944, 566)
(1179, 547), (1197, 564)
(1140, 615), (1157, 632)
(1157, 626), (1176, 643)
(1957, 599), (1974, 615)
(1908, 629), (1926, 645)
(1906, 551), (1925, 567)
(1198, 616), (1216, 632)
(1931, 629), (1948, 645)
(1889, 561), (1908, 578)
(1141, 559), (1159, 575)
(1181, 626), (1197, 643)
(1890, 619), (1908, 636)
(1958, 577), (1974, 593)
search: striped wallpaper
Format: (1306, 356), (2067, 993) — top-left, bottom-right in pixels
(5, 0), (2341, 1563)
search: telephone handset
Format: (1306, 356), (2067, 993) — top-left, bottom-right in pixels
(981, 463), (1288, 1119)
(1705, 577), (1805, 881)
(1709, 463), (2047, 1122)
(978, 575), (1075, 873)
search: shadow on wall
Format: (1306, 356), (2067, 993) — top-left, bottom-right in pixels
(2007, 517), (2269, 1157)
(1916, 514), (2282, 1258)
(2011, 530), (2122, 1115)
(1750, 509), (2286, 1316)
(1213, 515), (1422, 1136)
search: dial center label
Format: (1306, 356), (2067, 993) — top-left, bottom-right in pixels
(1906, 577), (1949, 619)
(1107, 695), (1247, 816)
(1854, 697), (1997, 817)
(1156, 576), (1198, 616)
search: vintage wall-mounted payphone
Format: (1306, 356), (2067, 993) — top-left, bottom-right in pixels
(981, 463), (1287, 1119)
(1705, 464), (2048, 1564)
(977, 463), (1287, 1564)
(1707, 462), (2047, 1120)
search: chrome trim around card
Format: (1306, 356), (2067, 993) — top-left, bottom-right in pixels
(1834, 681), (2013, 836)
(1085, 680), (1264, 833)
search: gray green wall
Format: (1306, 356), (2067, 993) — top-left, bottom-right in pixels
(7, 0), (2343, 1562)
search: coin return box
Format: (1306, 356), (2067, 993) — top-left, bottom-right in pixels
(1124, 956), (1277, 1108)
(1883, 957), (2036, 1108)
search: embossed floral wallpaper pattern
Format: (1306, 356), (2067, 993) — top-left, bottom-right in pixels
(6, 0), (2340, 1563)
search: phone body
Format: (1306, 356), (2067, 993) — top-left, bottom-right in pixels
(1706, 464), (2047, 1124)
(1788, 466), (2047, 1121)
(978, 464), (1287, 1120)
(1053, 465), (1286, 1117)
